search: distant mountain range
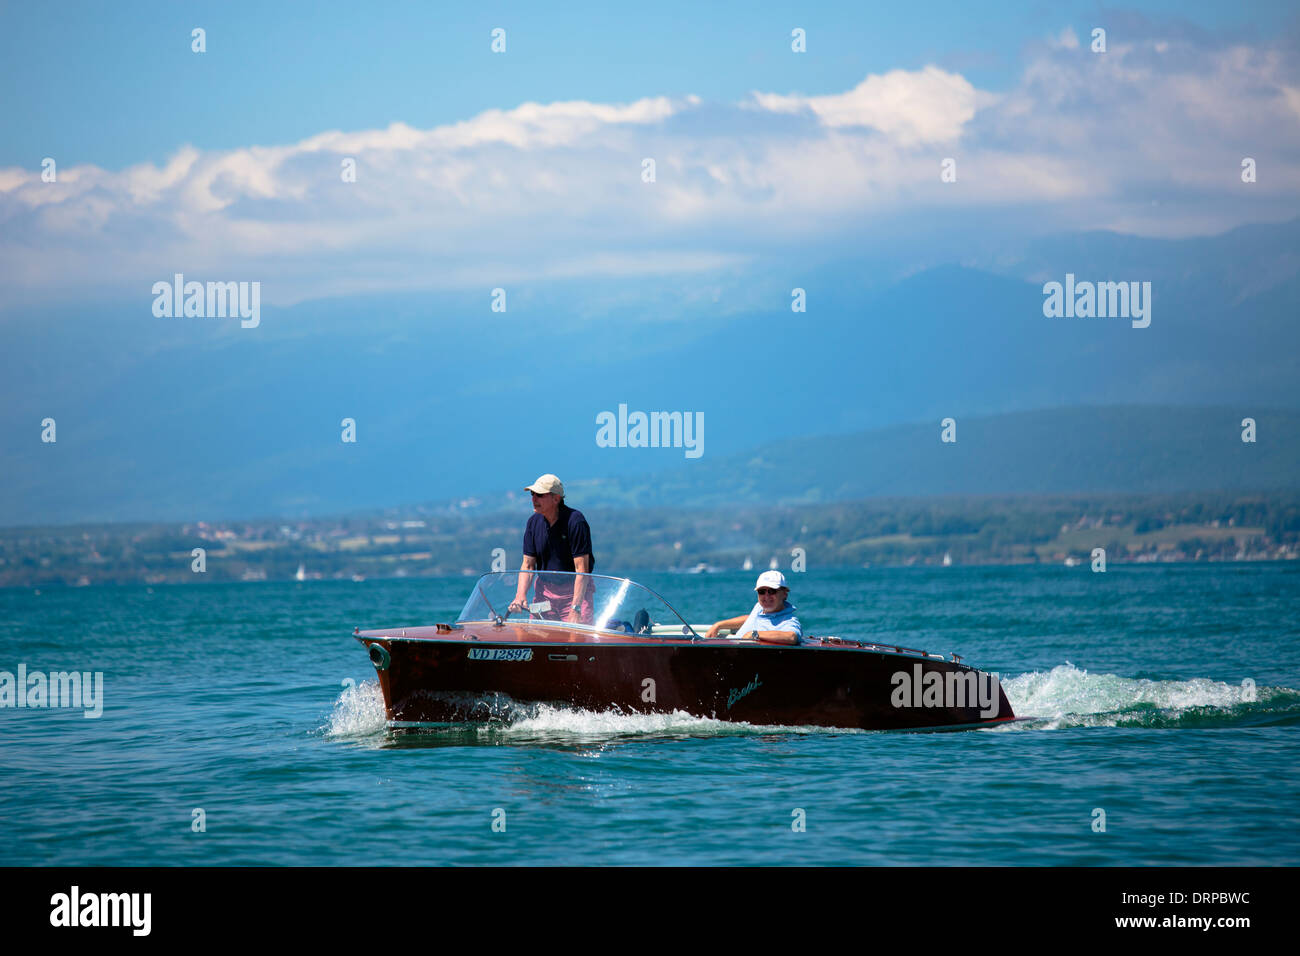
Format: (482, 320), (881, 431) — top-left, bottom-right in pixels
(2, 219), (1297, 525)
(455, 404), (1300, 513)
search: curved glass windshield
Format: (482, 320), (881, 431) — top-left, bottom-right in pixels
(458, 571), (698, 639)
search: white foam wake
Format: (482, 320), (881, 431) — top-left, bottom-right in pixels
(321, 664), (1288, 739)
(999, 662), (1270, 729)
(322, 679), (388, 737)
(319, 680), (841, 741)
(482, 703), (836, 739)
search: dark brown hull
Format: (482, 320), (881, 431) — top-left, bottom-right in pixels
(356, 622), (1015, 731)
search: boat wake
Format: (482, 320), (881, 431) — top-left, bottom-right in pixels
(321, 679), (852, 742)
(999, 663), (1300, 730)
(472, 704), (839, 742)
(322, 679), (389, 738)
(321, 664), (1300, 742)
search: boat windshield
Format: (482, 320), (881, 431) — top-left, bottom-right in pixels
(458, 571), (699, 639)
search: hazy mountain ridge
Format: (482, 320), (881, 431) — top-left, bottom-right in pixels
(477, 405), (1300, 512)
(2, 220), (1297, 525)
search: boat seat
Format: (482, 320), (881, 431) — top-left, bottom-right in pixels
(647, 623), (722, 636)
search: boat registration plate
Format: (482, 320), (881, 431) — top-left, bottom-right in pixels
(468, 648), (533, 662)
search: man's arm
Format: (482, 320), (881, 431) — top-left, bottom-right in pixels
(753, 616), (802, 644)
(705, 615), (750, 638)
(511, 554), (537, 610)
(565, 553), (592, 622)
(566, 510), (594, 615)
(752, 629), (800, 645)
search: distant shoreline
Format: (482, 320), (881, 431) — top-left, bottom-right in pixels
(2, 490), (1295, 588)
(5, 556), (1298, 594)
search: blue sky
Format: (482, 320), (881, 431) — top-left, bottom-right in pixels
(2, 2), (1299, 522)
(3, 1), (1296, 169)
(2, 1), (1298, 306)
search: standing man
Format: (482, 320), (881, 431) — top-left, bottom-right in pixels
(509, 474), (595, 624)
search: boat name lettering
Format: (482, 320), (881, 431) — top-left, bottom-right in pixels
(727, 674), (762, 710)
(468, 648), (534, 662)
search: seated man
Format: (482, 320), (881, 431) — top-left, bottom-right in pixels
(704, 571), (802, 644)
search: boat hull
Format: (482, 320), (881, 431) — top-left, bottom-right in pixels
(356, 624), (1015, 731)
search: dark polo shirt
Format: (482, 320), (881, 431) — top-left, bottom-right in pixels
(523, 504), (594, 573)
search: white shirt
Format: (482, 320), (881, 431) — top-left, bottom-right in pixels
(736, 600), (802, 642)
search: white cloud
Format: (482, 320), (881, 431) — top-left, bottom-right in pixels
(1051, 28), (1081, 50)
(1, 39), (1297, 305)
(751, 66), (977, 144)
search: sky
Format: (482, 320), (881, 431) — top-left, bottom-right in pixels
(6, 1), (1293, 169)
(2, 1), (1299, 307)
(2, 2), (1299, 524)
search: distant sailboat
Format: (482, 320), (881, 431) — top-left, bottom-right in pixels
(295, 563), (306, 581)
(742, 556), (753, 571)
(769, 556), (779, 570)
(942, 553), (953, 566)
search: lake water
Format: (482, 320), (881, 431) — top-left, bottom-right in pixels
(2, 564), (1297, 865)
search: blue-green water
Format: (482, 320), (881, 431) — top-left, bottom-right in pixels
(1, 565), (1298, 866)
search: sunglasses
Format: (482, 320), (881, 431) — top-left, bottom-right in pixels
(756, 588), (781, 596)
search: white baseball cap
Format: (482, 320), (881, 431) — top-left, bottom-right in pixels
(525, 474), (564, 496)
(755, 570), (787, 591)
